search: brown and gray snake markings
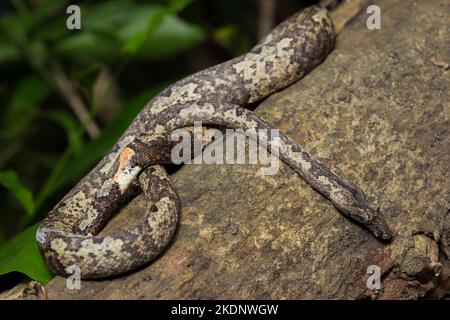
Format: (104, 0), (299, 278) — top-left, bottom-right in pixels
(36, 6), (392, 279)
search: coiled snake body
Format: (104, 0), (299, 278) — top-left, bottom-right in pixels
(36, 6), (391, 279)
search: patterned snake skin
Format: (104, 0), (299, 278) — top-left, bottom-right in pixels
(36, 6), (391, 279)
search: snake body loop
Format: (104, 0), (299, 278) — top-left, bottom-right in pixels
(37, 6), (391, 279)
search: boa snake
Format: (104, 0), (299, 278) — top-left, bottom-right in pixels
(36, 6), (391, 279)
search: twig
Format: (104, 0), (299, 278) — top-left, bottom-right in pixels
(319, 0), (340, 10)
(258, 0), (276, 40)
(51, 64), (100, 139)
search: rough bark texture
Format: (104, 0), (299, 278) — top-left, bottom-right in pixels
(4, 0), (449, 299)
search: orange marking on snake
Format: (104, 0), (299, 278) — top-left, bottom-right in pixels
(118, 147), (135, 171)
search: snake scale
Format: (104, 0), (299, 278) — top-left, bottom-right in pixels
(36, 6), (391, 279)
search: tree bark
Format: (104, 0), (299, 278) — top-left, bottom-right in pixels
(6, 0), (450, 299)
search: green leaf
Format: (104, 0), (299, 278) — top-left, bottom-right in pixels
(121, 7), (166, 55)
(0, 223), (53, 284)
(10, 0), (63, 33)
(132, 14), (205, 60)
(81, 0), (135, 33)
(3, 75), (51, 140)
(54, 0), (134, 62)
(0, 170), (35, 217)
(167, 0), (193, 13)
(25, 0), (65, 32)
(118, 0), (194, 56)
(119, 4), (205, 59)
(55, 32), (119, 64)
(55, 1), (204, 63)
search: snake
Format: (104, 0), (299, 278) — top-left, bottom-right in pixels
(36, 6), (391, 279)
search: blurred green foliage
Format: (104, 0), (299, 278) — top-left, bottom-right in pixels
(0, 223), (53, 284)
(0, 170), (35, 217)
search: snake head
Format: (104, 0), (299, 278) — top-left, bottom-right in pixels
(333, 182), (392, 241)
(339, 201), (392, 241)
(362, 204), (392, 241)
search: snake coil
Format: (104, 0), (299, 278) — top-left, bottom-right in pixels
(37, 6), (391, 279)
